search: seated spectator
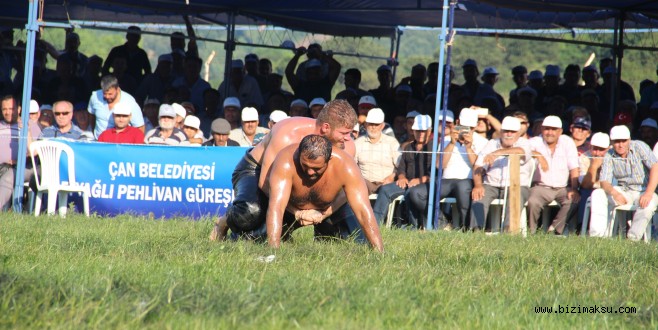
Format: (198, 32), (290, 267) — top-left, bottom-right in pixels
(229, 107), (270, 147)
(141, 98), (160, 132)
(0, 95), (35, 211)
(172, 103), (187, 129)
(182, 115), (205, 145)
(221, 97), (241, 130)
(526, 116), (580, 235)
(203, 118), (239, 147)
(39, 100), (88, 140)
(172, 56), (210, 112)
(470, 116), (532, 232)
(596, 125), (658, 241)
(27, 100), (42, 138)
(570, 117), (592, 156)
(268, 110), (289, 129)
(144, 104), (188, 145)
(399, 110), (420, 148)
(639, 118), (658, 149)
(289, 99), (309, 117)
(579, 132), (610, 236)
(38, 105), (53, 129)
(97, 103), (145, 144)
(286, 47), (340, 103)
(372, 115), (433, 227)
(406, 109), (489, 230)
(309, 98), (326, 119)
(473, 107), (501, 140)
(217, 60), (263, 109)
(88, 75), (144, 139)
(354, 108), (400, 194)
(355, 95), (376, 135)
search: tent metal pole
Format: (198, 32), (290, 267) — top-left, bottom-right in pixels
(391, 28), (402, 86)
(609, 16), (619, 122)
(12, 0), (40, 213)
(616, 13), (626, 111)
(426, 0), (454, 230)
(223, 11), (236, 101)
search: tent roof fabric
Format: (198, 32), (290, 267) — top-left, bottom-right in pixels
(3, 0), (658, 37)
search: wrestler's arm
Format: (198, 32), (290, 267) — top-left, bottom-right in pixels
(266, 152), (294, 249)
(341, 155), (384, 252)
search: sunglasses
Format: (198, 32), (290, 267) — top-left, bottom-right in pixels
(54, 112), (70, 116)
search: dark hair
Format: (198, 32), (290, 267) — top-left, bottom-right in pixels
(316, 99), (357, 130)
(345, 68), (361, 80)
(299, 135), (332, 162)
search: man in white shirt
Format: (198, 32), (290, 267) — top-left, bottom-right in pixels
(354, 108), (400, 194)
(229, 107), (270, 147)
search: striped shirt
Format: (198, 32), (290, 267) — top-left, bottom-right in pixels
(600, 140), (657, 192)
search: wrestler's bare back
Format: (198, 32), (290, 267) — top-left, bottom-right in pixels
(251, 116), (355, 189)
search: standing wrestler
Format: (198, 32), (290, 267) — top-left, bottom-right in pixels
(264, 135), (383, 251)
(210, 100), (359, 241)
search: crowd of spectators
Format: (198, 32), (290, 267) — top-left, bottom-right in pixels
(1, 25), (658, 241)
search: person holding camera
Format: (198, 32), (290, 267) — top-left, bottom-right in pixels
(405, 109), (488, 230)
(285, 45), (341, 103)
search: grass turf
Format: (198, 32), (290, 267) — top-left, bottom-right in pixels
(0, 213), (656, 329)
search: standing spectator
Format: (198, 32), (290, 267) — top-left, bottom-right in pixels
(87, 75), (144, 139)
(294, 43), (329, 81)
(354, 108), (400, 194)
(559, 64), (582, 106)
(228, 107), (270, 147)
(286, 47), (340, 103)
(470, 116), (533, 232)
(203, 118), (239, 147)
(526, 116), (580, 235)
(144, 104), (188, 145)
(83, 55), (103, 91)
(597, 125), (658, 241)
(102, 26), (151, 85)
(217, 60), (263, 109)
(244, 53), (267, 97)
(368, 65), (395, 116)
(342, 68), (368, 97)
(372, 114), (433, 227)
(57, 32), (88, 79)
(268, 110), (289, 129)
(508, 65), (528, 106)
(97, 102), (145, 144)
(172, 56), (210, 112)
(135, 54), (174, 106)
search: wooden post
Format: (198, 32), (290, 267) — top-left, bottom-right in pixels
(508, 154), (521, 234)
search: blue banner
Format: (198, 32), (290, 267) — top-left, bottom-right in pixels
(59, 140), (248, 219)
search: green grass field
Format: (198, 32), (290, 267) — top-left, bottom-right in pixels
(0, 214), (656, 329)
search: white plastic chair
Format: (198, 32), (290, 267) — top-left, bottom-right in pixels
(582, 198), (653, 242)
(30, 140), (90, 217)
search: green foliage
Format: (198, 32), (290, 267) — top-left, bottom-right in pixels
(1, 214), (656, 328)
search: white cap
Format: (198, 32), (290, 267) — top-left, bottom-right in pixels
(365, 108), (385, 124)
(501, 116), (521, 131)
(29, 100), (39, 114)
(412, 115), (432, 130)
(358, 95), (377, 106)
(590, 132), (610, 148)
(437, 110), (454, 123)
(609, 125), (631, 140)
(309, 98), (326, 107)
(172, 103), (186, 118)
(223, 97), (241, 109)
(353, 123), (360, 131)
(241, 107), (259, 122)
(40, 104), (52, 111)
(290, 99), (308, 108)
(269, 110), (289, 123)
(542, 115), (562, 128)
(459, 109), (478, 127)
(159, 104), (176, 118)
(183, 115), (200, 130)
(640, 118), (658, 129)
(112, 103), (132, 116)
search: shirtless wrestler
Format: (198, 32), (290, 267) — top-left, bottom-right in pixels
(264, 135), (383, 251)
(210, 99), (359, 241)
